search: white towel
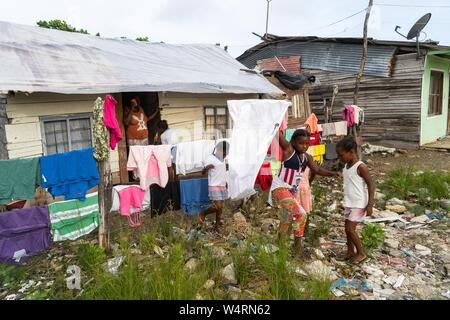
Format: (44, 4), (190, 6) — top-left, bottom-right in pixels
(175, 140), (216, 175)
(227, 99), (290, 200)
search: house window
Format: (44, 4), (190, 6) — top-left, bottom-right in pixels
(41, 114), (93, 155)
(204, 106), (228, 139)
(428, 70), (444, 116)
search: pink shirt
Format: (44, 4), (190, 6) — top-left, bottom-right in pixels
(103, 95), (123, 150)
(127, 145), (172, 190)
(118, 186), (145, 216)
(342, 105), (356, 127)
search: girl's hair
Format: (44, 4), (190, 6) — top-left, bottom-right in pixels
(291, 129), (310, 142)
(337, 136), (357, 152)
(157, 120), (169, 131)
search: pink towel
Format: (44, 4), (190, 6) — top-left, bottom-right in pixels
(103, 95), (123, 150)
(118, 186), (144, 228)
(118, 186), (145, 216)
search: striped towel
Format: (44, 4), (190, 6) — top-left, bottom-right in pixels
(48, 192), (99, 241)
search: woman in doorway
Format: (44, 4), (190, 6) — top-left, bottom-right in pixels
(123, 97), (159, 146)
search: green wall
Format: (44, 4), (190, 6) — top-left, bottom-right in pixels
(420, 54), (450, 145)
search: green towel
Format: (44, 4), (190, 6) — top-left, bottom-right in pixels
(270, 160), (281, 177)
(284, 128), (296, 142)
(48, 192), (99, 241)
(0, 157), (41, 204)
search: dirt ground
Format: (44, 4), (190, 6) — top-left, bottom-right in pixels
(367, 149), (450, 175)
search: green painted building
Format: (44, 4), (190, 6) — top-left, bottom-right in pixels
(420, 52), (450, 145)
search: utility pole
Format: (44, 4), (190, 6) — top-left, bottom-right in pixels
(354, 0), (373, 105)
(265, 0), (273, 37)
(353, 0), (373, 159)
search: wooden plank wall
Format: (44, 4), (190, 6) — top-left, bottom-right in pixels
(5, 92), (121, 181)
(306, 53), (424, 145)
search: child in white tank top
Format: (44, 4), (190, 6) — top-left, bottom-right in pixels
(336, 136), (375, 265)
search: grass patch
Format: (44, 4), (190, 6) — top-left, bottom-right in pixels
(302, 277), (333, 300)
(77, 243), (107, 275)
(380, 168), (450, 205)
(253, 237), (302, 300)
(361, 223), (385, 255)
(0, 263), (28, 289)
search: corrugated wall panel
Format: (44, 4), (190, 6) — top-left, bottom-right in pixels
(239, 42), (396, 77)
(305, 53), (424, 145)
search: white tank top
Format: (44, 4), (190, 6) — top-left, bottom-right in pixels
(343, 161), (368, 208)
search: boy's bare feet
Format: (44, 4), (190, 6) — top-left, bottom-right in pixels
(350, 253), (367, 265)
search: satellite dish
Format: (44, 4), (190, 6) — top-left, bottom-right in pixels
(407, 13), (432, 40)
(394, 13), (432, 59)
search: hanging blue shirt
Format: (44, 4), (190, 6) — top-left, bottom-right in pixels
(40, 148), (99, 201)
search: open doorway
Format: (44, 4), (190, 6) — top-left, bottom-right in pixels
(121, 92), (160, 144)
(120, 92), (160, 182)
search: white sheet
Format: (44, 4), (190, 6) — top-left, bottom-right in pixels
(175, 140), (216, 175)
(227, 99), (290, 199)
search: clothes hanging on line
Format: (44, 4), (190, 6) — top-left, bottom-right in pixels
(151, 180), (181, 215)
(325, 143), (338, 160)
(304, 113), (319, 134)
(110, 185), (150, 213)
(103, 95), (122, 150)
(93, 97), (109, 161)
(255, 161), (273, 192)
(0, 206), (51, 264)
(0, 156), (41, 204)
(180, 178), (211, 215)
(48, 192), (99, 242)
(111, 185), (149, 228)
(296, 167), (312, 214)
(270, 160), (281, 177)
(227, 99), (290, 200)
(40, 148), (99, 201)
(175, 140), (216, 175)
(342, 105), (356, 127)
(127, 145), (172, 190)
(284, 128), (296, 142)
(321, 123), (336, 137)
(334, 121), (348, 136)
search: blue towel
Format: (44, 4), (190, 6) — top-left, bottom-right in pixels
(40, 148), (99, 201)
(180, 178), (211, 215)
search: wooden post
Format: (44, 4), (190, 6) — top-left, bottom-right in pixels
(353, 0), (373, 105)
(98, 159), (112, 248)
(0, 95), (8, 160)
(354, 0), (373, 159)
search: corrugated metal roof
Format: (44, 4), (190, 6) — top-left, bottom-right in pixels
(238, 41), (397, 77)
(257, 56), (301, 73)
(0, 21), (282, 95)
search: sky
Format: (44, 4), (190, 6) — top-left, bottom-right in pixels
(1, 0), (450, 57)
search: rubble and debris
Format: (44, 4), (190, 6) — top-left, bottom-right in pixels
(106, 255), (124, 275)
(222, 263), (237, 285)
(362, 143), (395, 155)
(185, 258), (198, 272)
